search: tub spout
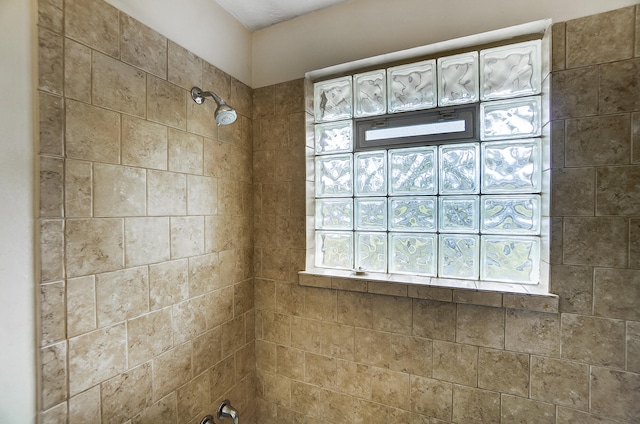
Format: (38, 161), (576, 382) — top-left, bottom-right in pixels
(218, 399), (239, 424)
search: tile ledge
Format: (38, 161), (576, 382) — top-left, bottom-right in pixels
(298, 269), (559, 313)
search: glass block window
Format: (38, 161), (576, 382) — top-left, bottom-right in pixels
(312, 39), (545, 286)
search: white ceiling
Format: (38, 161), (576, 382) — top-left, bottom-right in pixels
(214, 0), (350, 31)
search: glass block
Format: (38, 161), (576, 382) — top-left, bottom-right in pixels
(315, 120), (352, 155)
(438, 51), (479, 106)
(439, 143), (480, 194)
(354, 151), (387, 196)
(387, 60), (437, 113)
(480, 40), (541, 101)
(389, 147), (438, 195)
(439, 234), (479, 279)
(439, 196), (480, 233)
(481, 195), (541, 235)
(314, 76), (352, 123)
(481, 139), (541, 194)
(389, 197), (437, 232)
(315, 198), (353, 230)
(480, 97), (542, 141)
(481, 235), (540, 284)
(389, 233), (437, 276)
(355, 232), (387, 272)
(354, 69), (386, 117)
(355, 197), (387, 231)
(315, 231), (354, 270)
(315, 154), (353, 197)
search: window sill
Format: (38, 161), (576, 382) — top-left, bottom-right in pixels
(298, 268), (558, 313)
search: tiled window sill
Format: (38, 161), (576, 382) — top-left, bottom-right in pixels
(299, 268), (558, 313)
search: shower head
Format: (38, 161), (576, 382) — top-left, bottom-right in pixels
(191, 87), (238, 125)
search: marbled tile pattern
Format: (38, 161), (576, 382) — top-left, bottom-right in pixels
(37, 0), (255, 422)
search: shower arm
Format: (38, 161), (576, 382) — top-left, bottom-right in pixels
(191, 87), (227, 106)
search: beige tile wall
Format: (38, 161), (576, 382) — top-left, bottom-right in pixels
(37, 0), (255, 423)
(253, 5), (640, 424)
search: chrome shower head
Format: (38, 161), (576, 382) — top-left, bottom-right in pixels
(191, 87), (238, 125)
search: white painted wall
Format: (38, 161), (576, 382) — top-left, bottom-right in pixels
(104, 0), (253, 86)
(252, 0), (640, 87)
(0, 0), (36, 422)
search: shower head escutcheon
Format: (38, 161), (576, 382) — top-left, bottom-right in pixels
(191, 86), (238, 126)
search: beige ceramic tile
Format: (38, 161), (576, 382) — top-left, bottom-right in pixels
(594, 268), (640, 321)
(65, 218), (124, 278)
(168, 41), (202, 90)
(38, 92), (64, 156)
(95, 266), (149, 327)
(127, 308), (173, 367)
(186, 96), (219, 139)
(40, 281), (65, 346)
(41, 402), (67, 424)
(147, 170), (187, 216)
(65, 159), (92, 218)
(94, 163), (147, 217)
(152, 343), (192, 401)
(320, 321), (354, 361)
(563, 217), (628, 268)
(304, 287), (337, 321)
(452, 385), (500, 424)
(275, 79), (305, 116)
(453, 289), (502, 307)
(566, 6), (635, 68)
(121, 115), (168, 170)
(390, 334), (432, 377)
(597, 166), (640, 215)
(305, 352), (336, 389)
(120, 14), (167, 78)
(501, 394), (555, 424)
(40, 219), (68, 282)
(68, 386), (100, 424)
(409, 375), (452, 421)
(170, 216), (204, 259)
(556, 407), (619, 424)
(564, 115), (630, 167)
(291, 317), (321, 353)
(202, 62), (231, 104)
(336, 360), (371, 399)
(530, 356), (588, 410)
(38, 28), (63, 95)
(65, 100), (120, 163)
(276, 345), (304, 380)
(627, 321), (640, 372)
(407, 285), (453, 302)
(590, 366), (640, 422)
(412, 299), (456, 342)
(236, 341), (256, 380)
(337, 291), (372, 328)
(64, 38), (91, 103)
(549, 264), (593, 314)
(634, 113), (640, 164)
(456, 304), (504, 349)
(168, 128), (203, 175)
(561, 314), (625, 368)
(148, 259), (189, 310)
(551, 66), (598, 119)
(221, 315), (246, 357)
(371, 295), (412, 335)
(65, 0), (119, 57)
(505, 309), (560, 356)
(92, 51), (146, 117)
(254, 278), (276, 312)
(132, 393), (177, 424)
(188, 253), (219, 296)
(192, 327), (222, 376)
(600, 58), (640, 114)
(478, 348), (529, 397)
(68, 323), (127, 395)
(172, 296), (207, 344)
(502, 294), (559, 314)
(551, 23), (566, 71)
(40, 342), (66, 409)
(230, 77), (253, 119)
(38, 0), (63, 33)
(275, 281), (305, 317)
(176, 370), (211, 423)
(234, 279), (254, 316)
(125, 217), (170, 266)
(550, 168), (595, 216)
(66, 275), (96, 337)
(187, 175), (217, 215)
(432, 340), (478, 386)
(147, 75), (187, 129)
(371, 367), (410, 410)
(100, 363), (153, 424)
(209, 356), (235, 402)
(253, 86), (275, 120)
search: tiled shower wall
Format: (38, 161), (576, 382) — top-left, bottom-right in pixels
(37, 0), (256, 423)
(253, 5), (640, 424)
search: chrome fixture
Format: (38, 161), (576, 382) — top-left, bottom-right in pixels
(191, 86), (238, 125)
(218, 399), (239, 424)
(200, 415), (214, 424)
